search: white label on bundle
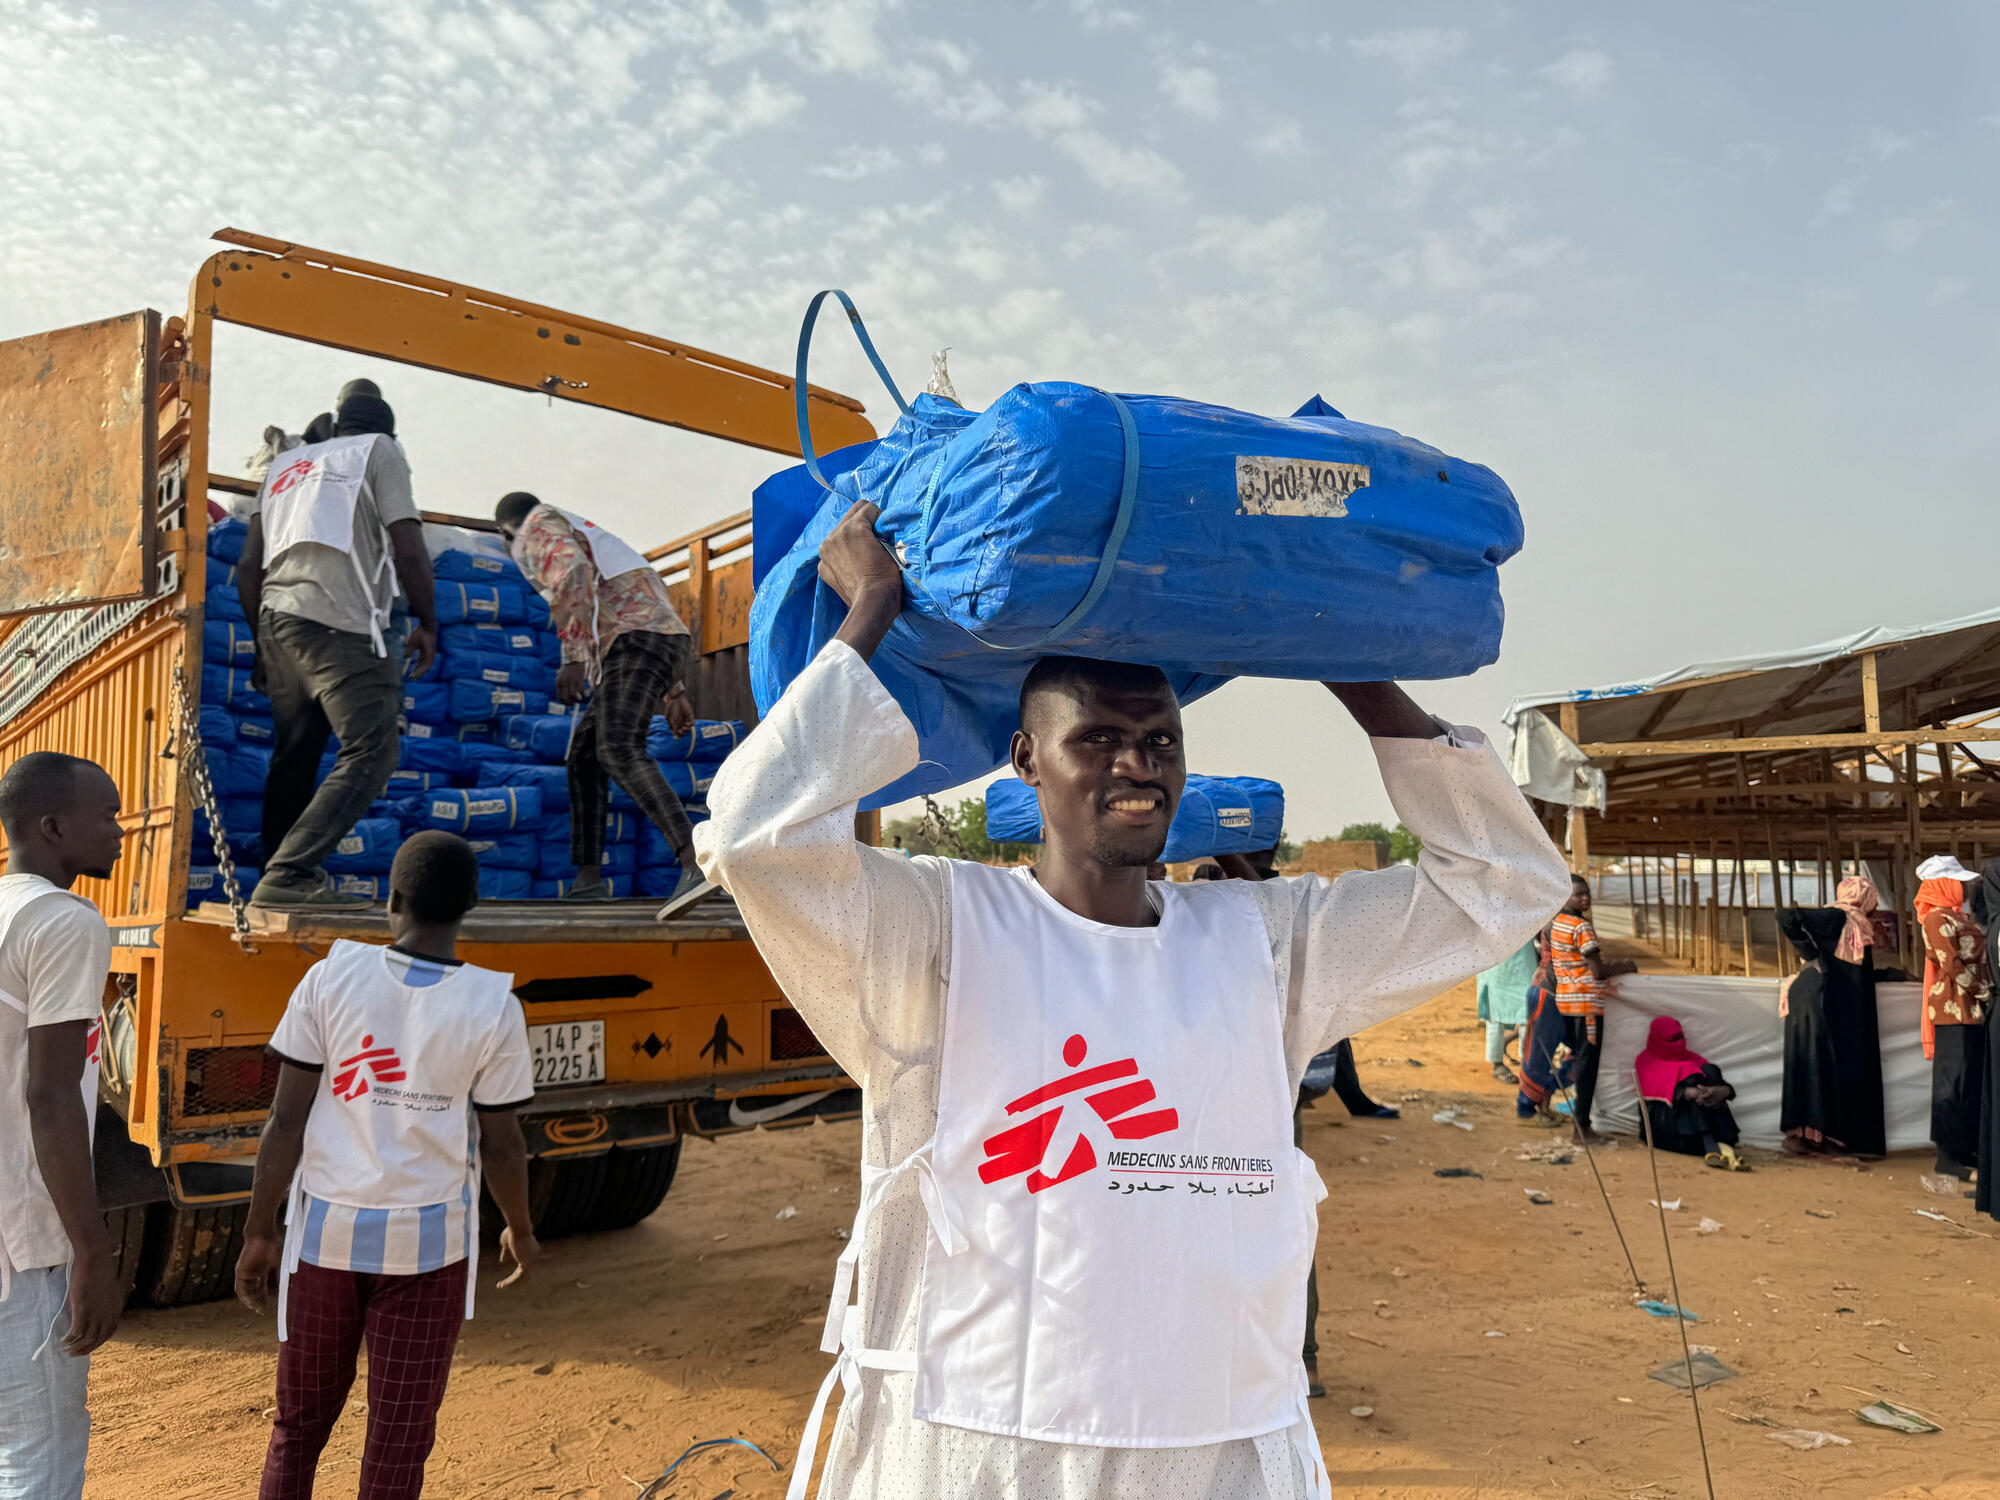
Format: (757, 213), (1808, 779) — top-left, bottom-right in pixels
(482, 668), (509, 683)
(408, 723), (434, 739)
(699, 723), (729, 739)
(495, 691), (524, 708)
(468, 798), (505, 817)
(507, 632), (533, 650)
(1218, 807), (1254, 829)
(469, 555), (503, 573)
(337, 835), (363, 854)
(431, 799), (456, 818)
(1235, 456), (1369, 517)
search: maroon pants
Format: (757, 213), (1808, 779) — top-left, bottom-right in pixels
(259, 1258), (468, 1500)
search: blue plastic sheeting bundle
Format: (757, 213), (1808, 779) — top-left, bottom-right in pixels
(753, 373), (1521, 808)
(435, 582), (528, 625)
(203, 663), (270, 716)
(635, 865), (685, 898)
(533, 873), (628, 899)
(447, 680), (550, 723)
(440, 623), (542, 658)
(637, 811), (709, 867)
(478, 868), (533, 900)
(464, 835), (540, 871)
(398, 738), (466, 777)
(208, 517), (248, 565)
(420, 786), (543, 834)
(442, 652), (553, 691)
(188, 866), (259, 900)
(229, 745), (273, 799)
(199, 705), (237, 748)
(402, 681), (449, 723)
(606, 761), (710, 813)
(647, 719), (744, 763)
(203, 619), (257, 667)
(207, 573), (246, 623)
(537, 841), (635, 878)
(493, 763), (568, 813)
(323, 818), (402, 874)
(235, 713), (276, 745)
(535, 810), (635, 846)
(985, 773), (1285, 864)
(384, 768), (446, 792)
(501, 714), (574, 764)
(433, 549), (520, 585)
(458, 743), (516, 779)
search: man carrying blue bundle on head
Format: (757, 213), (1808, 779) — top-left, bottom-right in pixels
(494, 493), (705, 907)
(696, 500), (1569, 1500)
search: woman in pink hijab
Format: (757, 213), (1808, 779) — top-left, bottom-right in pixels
(1635, 1016), (1746, 1171)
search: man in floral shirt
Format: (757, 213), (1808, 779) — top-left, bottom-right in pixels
(495, 494), (703, 907)
(1914, 854), (1990, 1180)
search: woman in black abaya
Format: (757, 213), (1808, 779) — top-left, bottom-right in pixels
(1970, 859), (2000, 1220)
(1777, 876), (1887, 1159)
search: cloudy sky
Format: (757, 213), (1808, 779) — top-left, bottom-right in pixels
(3, 1), (1994, 837)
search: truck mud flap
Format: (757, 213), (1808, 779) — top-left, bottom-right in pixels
(95, 1102), (171, 1211)
(166, 1159), (256, 1207)
(681, 1086), (863, 1138)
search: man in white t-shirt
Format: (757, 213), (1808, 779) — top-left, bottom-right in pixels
(694, 501), (1570, 1500)
(234, 831), (541, 1500)
(0, 752), (126, 1500)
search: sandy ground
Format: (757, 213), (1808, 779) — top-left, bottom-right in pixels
(87, 968), (2000, 1500)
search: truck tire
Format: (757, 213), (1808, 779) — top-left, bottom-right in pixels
(138, 1201), (248, 1307)
(104, 1206), (147, 1307)
(577, 1142), (682, 1233)
(529, 1155), (611, 1240)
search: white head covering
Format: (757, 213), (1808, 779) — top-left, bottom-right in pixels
(1917, 853), (1978, 882)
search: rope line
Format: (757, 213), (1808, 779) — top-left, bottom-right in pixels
(1639, 1105), (1720, 1500)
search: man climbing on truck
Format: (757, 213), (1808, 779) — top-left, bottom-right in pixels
(494, 493), (706, 909)
(237, 386), (438, 910)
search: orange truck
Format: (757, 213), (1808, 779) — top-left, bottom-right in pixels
(0, 229), (875, 1306)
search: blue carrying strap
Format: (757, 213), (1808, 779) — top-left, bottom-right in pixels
(791, 291), (1140, 652)
(795, 289), (911, 493)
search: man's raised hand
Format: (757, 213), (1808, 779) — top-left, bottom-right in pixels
(819, 501), (904, 661)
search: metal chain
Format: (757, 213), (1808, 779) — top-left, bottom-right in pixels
(169, 662), (252, 943)
(918, 794), (975, 859)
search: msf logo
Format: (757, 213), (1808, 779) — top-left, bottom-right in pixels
(266, 455), (317, 500)
(332, 1035), (406, 1102)
(978, 1033), (1178, 1194)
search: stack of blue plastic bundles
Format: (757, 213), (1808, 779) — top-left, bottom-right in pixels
(419, 786), (543, 835)
(984, 773), (1285, 865)
(203, 662), (270, 718)
(323, 818), (401, 875)
(203, 619), (257, 671)
(752, 388), (1522, 808)
(434, 581), (528, 626)
(440, 622), (543, 659)
(464, 834), (540, 870)
(188, 864), (259, 902)
(478, 868), (533, 899)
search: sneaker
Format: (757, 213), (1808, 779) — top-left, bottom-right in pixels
(1303, 1356), (1325, 1400)
(250, 871), (369, 910)
(654, 867), (715, 921)
(560, 872), (610, 902)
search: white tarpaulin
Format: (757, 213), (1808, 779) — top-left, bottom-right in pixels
(1505, 708), (1607, 812)
(1591, 974), (1931, 1153)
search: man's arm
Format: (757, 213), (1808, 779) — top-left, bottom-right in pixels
(476, 1109), (540, 1287)
(1262, 716), (1573, 1076)
(694, 501), (945, 1077)
(236, 1061), (316, 1315)
(387, 518), (437, 680)
(25, 1021), (120, 1355)
(236, 513), (264, 624)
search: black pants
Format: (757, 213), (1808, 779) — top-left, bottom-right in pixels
(256, 611), (402, 887)
(1933, 1024), (1986, 1176)
(1328, 1039), (1381, 1116)
(1293, 1099), (1318, 1365)
(1564, 1015), (1602, 1131)
(568, 631), (693, 868)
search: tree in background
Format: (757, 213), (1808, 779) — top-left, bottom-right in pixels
(1336, 821), (1424, 865)
(881, 797), (1038, 864)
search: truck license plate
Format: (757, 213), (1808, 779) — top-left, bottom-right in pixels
(529, 1020), (605, 1088)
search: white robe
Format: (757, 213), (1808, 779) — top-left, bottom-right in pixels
(693, 642), (1570, 1500)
